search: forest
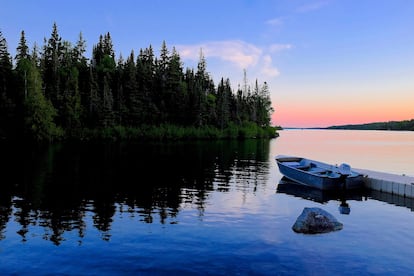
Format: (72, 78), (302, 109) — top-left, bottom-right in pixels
(0, 23), (277, 142)
(327, 119), (414, 131)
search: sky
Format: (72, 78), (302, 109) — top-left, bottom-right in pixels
(1, 0), (413, 128)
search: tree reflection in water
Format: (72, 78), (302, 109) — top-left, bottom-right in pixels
(0, 140), (270, 245)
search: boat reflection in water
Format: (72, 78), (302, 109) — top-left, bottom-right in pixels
(276, 177), (367, 214)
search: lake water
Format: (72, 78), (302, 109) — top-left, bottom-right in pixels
(1, 130), (414, 275)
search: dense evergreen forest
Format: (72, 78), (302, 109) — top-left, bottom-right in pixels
(0, 23), (277, 142)
(327, 119), (414, 131)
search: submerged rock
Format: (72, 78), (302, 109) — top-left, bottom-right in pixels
(292, 207), (343, 234)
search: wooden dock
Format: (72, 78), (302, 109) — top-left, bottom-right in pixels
(355, 169), (414, 198)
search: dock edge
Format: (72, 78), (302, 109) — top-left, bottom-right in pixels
(355, 169), (414, 198)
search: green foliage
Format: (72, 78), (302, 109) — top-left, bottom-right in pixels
(15, 30), (29, 62)
(72, 123), (277, 142)
(2, 24), (279, 141)
(24, 60), (62, 141)
(0, 30), (15, 138)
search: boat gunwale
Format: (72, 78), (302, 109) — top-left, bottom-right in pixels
(278, 161), (339, 179)
(275, 155), (363, 180)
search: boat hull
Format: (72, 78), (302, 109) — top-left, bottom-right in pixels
(276, 155), (364, 190)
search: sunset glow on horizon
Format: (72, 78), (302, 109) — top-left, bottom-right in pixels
(273, 91), (414, 128)
(1, 1), (413, 128)
(273, 107), (414, 128)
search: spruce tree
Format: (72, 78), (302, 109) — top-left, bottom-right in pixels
(153, 41), (170, 122)
(184, 68), (197, 126)
(92, 32), (116, 127)
(87, 66), (100, 127)
(124, 50), (141, 126)
(137, 46), (156, 124)
(258, 81), (273, 127)
(15, 30), (29, 62)
(24, 56), (60, 141)
(101, 75), (114, 127)
(14, 30), (33, 136)
(42, 22), (63, 113)
(167, 47), (185, 124)
(60, 41), (82, 131)
(0, 30), (14, 137)
(194, 49), (209, 126)
(74, 32), (89, 126)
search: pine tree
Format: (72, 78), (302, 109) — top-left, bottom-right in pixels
(92, 32), (116, 127)
(217, 78), (232, 129)
(159, 40), (170, 74)
(124, 50), (141, 126)
(194, 49), (209, 126)
(15, 30), (29, 62)
(112, 54), (126, 125)
(13, 30), (33, 137)
(42, 22), (63, 111)
(153, 42), (169, 122)
(0, 30), (15, 137)
(73, 32), (87, 63)
(103, 32), (114, 58)
(196, 49), (207, 81)
(184, 68), (199, 126)
(15, 31), (31, 100)
(0, 30), (12, 98)
(258, 81), (273, 127)
(167, 47), (185, 124)
(24, 57), (60, 141)
(137, 46), (156, 124)
(74, 32), (89, 126)
(87, 66), (100, 127)
(60, 41), (82, 130)
(101, 75), (114, 127)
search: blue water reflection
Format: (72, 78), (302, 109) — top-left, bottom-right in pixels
(1, 132), (414, 274)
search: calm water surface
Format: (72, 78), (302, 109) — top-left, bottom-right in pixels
(1, 130), (414, 275)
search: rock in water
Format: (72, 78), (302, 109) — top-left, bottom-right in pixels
(292, 207), (343, 234)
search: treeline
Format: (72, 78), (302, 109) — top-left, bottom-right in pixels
(0, 23), (276, 141)
(327, 119), (414, 131)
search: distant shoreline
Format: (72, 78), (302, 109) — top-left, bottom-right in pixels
(281, 119), (414, 131)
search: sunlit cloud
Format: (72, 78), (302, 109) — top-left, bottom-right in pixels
(261, 55), (280, 78)
(176, 40), (292, 84)
(176, 40), (262, 69)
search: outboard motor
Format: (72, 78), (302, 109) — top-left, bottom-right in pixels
(339, 163), (351, 176)
(338, 163), (351, 190)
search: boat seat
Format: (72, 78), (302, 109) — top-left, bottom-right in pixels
(309, 167), (327, 174)
(294, 159), (313, 170)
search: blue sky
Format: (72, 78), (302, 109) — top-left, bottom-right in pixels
(1, 0), (414, 127)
